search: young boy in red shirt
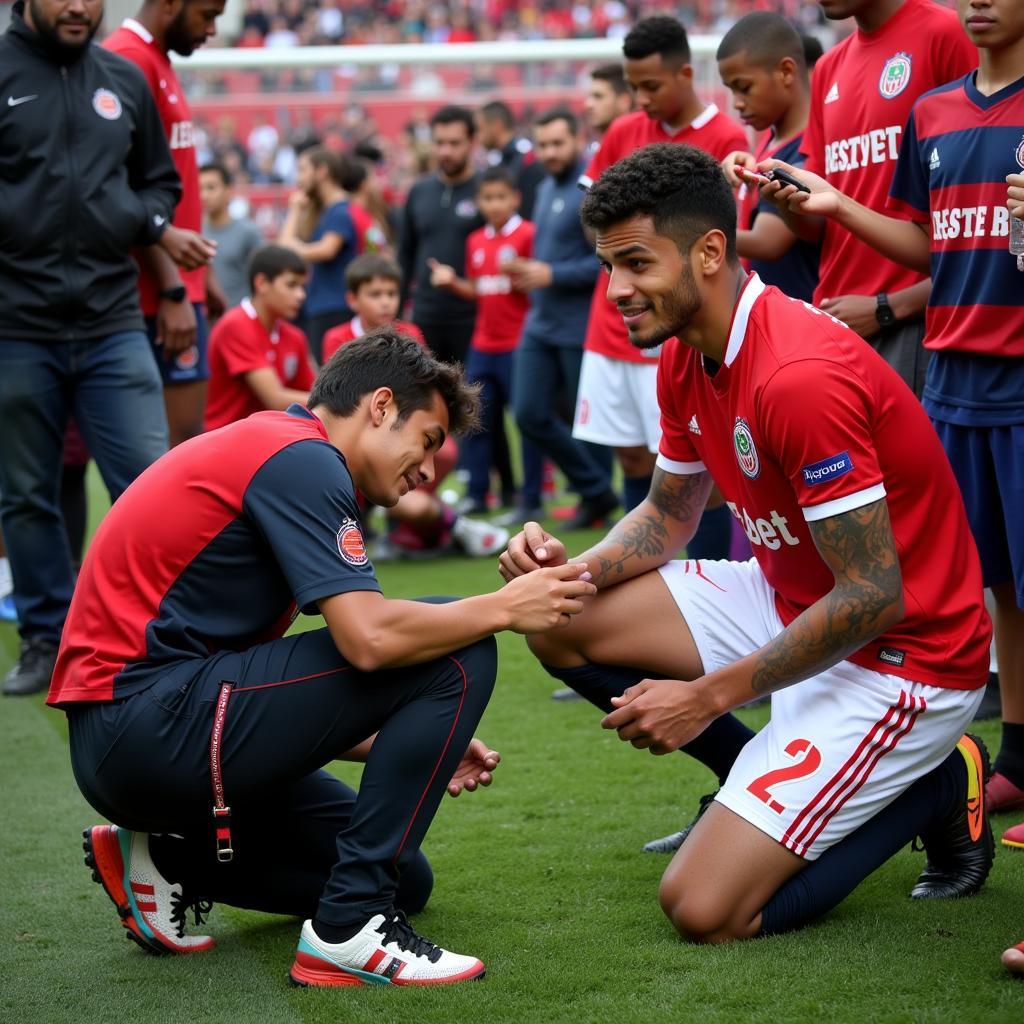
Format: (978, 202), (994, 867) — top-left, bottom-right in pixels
(204, 245), (316, 431)
(429, 167), (541, 516)
(325, 254), (508, 559)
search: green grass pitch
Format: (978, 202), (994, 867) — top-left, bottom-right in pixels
(1, 470), (1022, 1023)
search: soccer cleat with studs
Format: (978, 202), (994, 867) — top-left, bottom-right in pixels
(910, 734), (994, 899)
(83, 825), (215, 954)
(641, 791), (718, 854)
(289, 911), (485, 987)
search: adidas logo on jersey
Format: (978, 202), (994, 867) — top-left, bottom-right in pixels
(824, 82), (840, 104)
(929, 148), (941, 171)
(688, 415), (701, 435)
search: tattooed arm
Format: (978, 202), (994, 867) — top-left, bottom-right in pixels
(498, 468), (713, 588)
(601, 497), (905, 753)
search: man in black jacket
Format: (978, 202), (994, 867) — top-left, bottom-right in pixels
(0, 0), (184, 696)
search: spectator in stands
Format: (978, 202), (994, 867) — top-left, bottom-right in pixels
(583, 62), (634, 146)
(278, 146), (357, 362)
(0, 0), (178, 695)
(398, 105), (483, 364)
(507, 107), (617, 529)
(428, 167), (542, 516)
(476, 99), (546, 219)
(200, 162), (265, 309)
(204, 245), (315, 432)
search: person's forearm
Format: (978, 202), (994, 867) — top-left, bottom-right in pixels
(439, 276), (475, 302)
(700, 580), (904, 717)
(139, 245), (183, 290)
(737, 226), (796, 262)
(575, 470), (711, 589)
(278, 208), (303, 246)
(337, 593), (511, 670)
(266, 387), (310, 410)
(833, 195), (931, 275)
(888, 278), (932, 321)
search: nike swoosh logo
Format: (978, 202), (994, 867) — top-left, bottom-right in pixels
(967, 796), (983, 843)
(7, 95), (38, 107)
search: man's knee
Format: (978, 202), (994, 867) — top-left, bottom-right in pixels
(658, 876), (750, 945)
(525, 628), (579, 668)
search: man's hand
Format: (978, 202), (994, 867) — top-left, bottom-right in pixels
(499, 521), (568, 581)
(160, 225), (217, 270)
(447, 738), (501, 797)
(501, 562), (595, 633)
(503, 257), (553, 291)
(721, 150), (757, 188)
(1009, 172), (1024, 220)
(747, 159), (841, 219)
(155, 297), (197, 354)
(819, 294), (880, 339)
(426, 257), (456, 288)
(601, 677), (716, 754)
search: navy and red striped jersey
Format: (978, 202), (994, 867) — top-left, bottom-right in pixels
(48, 407), (380, 708)
(887, 71), (1024, 359)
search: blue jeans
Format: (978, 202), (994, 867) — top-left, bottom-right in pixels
(513, 331), (613, 500)
(0, 333), (168, 640)
(463, 348), (544, 506)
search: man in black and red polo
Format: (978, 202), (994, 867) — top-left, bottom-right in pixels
(49, 331), (594, 987)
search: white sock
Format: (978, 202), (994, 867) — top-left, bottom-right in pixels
(0, 557), (11, 600)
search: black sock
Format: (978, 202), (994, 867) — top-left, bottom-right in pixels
(686, 505), (732, 561)
(994, 722), (1024, 788)
(312, 917), (369, 944)
(541, 661), (754, 784)
(759, 747), (964, 936)
(622, 474), (652, 512)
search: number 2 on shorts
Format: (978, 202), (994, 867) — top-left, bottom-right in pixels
(747, 738), (822, 814)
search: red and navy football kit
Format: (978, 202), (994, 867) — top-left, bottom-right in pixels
(580, 107), (748, 365)
(800, 0), (976, 307)
(204, 300), (316, 431)
(322, 317), (425, 362)
(462, 216), (542, 506)
(49, 406), (496, 931)
(888, 70), (1024, 605)
(105, 19), (210, 385)
(653, 276), (988, 857)
(738, 132), (819, 303)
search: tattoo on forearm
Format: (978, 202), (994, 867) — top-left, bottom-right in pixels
(750, 498), (902, 694)
(589, 470), (712, 587)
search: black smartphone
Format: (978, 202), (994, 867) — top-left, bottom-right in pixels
(766, 168), (812, 194)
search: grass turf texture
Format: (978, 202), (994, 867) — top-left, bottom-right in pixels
(1, 470), (1022, 1023)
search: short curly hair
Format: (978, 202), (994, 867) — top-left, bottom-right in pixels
(579, 143), (738, 263)
(622, 16), (690, 65)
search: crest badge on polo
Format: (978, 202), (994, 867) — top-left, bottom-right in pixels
(878, 53), (912, 99)
(733, 417), (760, 479)
(92, 88), (122, 120)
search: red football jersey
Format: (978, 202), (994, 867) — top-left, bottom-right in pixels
(581, 107), (748, 364)
(104, 19), (206, 314)
(465, 215), (535, 354)
(800, 0), (975, 305)
(657, 275), (989, 690)
(204, 300), (316, 430)
(322, 317), (426, 362)
(349, 201), (388, 254)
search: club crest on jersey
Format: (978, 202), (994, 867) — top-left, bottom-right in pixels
(174, 346), (199, 370)
(336, 518), (368, 566)
(878, 53), (912, 99)
(92, 88), (122, 120)
(1016, 134), (1024, 169)
(498, 244), (518, 264)
(733, 417), (760, 479)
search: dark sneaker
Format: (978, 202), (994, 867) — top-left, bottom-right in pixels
(910, 734), (994, 899)
(290, 911), (484, 987)
(2, 636), (57, 696)
(551, 687), (584, 702)
(642, 791), (718, 853)
(83, 826), (215, 954)
(564, 490), (619, 531)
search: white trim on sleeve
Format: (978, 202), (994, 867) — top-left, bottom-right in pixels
(577, 174), (594, 191)
(801, 483), (887, 522)
(656, 453), (707, 475)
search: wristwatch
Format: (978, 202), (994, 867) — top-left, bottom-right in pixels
(875, 293), (896, 328)
(159, 284), (188, 303)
